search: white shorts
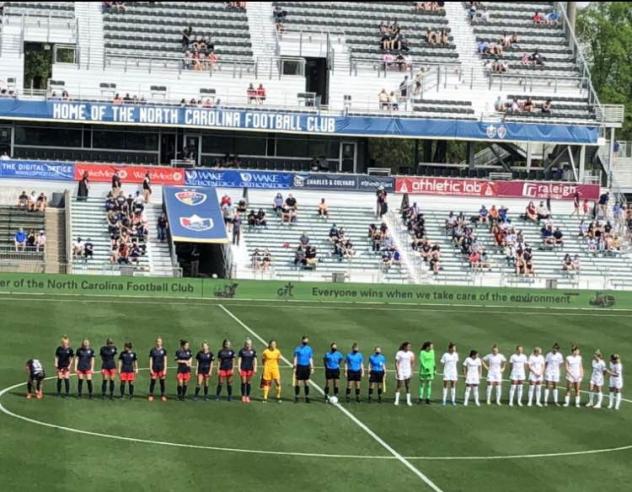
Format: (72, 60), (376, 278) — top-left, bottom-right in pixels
(529, 373), (543, 383)
(397, 370), (412, 381)
(487, 371), (502, 383)
(545, 372), (560, 383)
(510, 370), (526, 381)
(591, 375), (604, 387)
(566, 373), (582, 384)
(443, 371), (458, 382)
(465, 376), (480, 386)
(609, 377), (623, 390)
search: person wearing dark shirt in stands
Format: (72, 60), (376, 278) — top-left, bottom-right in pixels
(55, 336), (74, 397)
(118, 342), (138, 399)
(238, 339), (257, 403)
(148, 337), (168, 401)
(100, 338), (117, 399)
(74, 339), (95, 398)
(84, 238), (94, 261)
(175, 340), (193, 401)
(194, 342), (214, 400)
(216, 339), (236, 401)
(111, 170), (122, 191)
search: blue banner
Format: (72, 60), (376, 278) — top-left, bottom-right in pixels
(0, 159), (74, 181)
(163, 186), (228, 243)
(185, 169), (294, 189)
(0, 99), (600, 144)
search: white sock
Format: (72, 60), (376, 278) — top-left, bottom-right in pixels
(496, 385), (502, 404)
(535, 385), (541, 404)
(450, 387), (456, 404)
(528, 385), (534, 404)
(406, 393), (411, 405)
(616, 393), (622, 410)
(517, 384), (524, 403)
(486, 385), (492, 402)
(544, 388), (550, 403)
(442, 387), (447, 404)
(553, 389), (559, 404)
(609, 392), (614, 408)
(394, 392), (400, 404)
(509, 384), (516, 404)
(464, 387), (471, 405)
(588, 391), (594, 404)
(596, 392), (603, 406)
(564, 394), (570, 405)
(575, 395), (581, 406)
(473, 387), (480, 405)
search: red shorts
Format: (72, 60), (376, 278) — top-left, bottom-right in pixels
(57, 368), (70, 379)
(101, 368), (117, 377)
(151, 371), (166, 379)
(197, 372), (211, 380)
(76, 370), (93, 376)
(120, 372), (136, 382)
(240, 370), (254, 379)
(176, 372), (191, 383)
(218, 369), (233, 378)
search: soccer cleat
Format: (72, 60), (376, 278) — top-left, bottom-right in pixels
(517, 402), (523, 407)
(451, 401), (456, 407)
(426, 399), (431, 405)
(277, 398), (282, 403)
(36, 391), (43, 399)
(475, 402), (481, 407)
(227, 396), (232, 402)
(192, 396), (198, 401)
(241, 396), (245, 403)
(215, 396), (221, 401)
(161, 396), (168, 402)
(563, 402), (570, 407)
(509, 402), (513, 407)
(26, 393), (32, 399)
(406, 401), (413, 407)
(575, 403), (580, 408)
(305, 397), (310, 404)
(128, 395), (133, 400)
(394, 400), (399, 406)
(486, 400), (491, 405)
(593, 404), (602, 409)
(527, 402), (532, 407)
(536, 403), (543, 408)
(246, 396), (251, 403)
(294, 397), (299, 403)
(203, 395), (208, 401)
(148, 395), (154, 401)
(543, 402), (548, 407)
(585, 402), (593, 407)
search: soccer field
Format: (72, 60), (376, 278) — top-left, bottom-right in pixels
(0, 294), (631, 492)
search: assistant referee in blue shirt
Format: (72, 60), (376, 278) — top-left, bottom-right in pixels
(293, 336), (314, 403)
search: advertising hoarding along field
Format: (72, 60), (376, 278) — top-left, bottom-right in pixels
(185, 169), (294, 189)
(74, 162), (185, 185)
(0, 159), (74, 181)
(395, 176), (600, 200)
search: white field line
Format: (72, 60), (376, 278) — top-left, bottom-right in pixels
(218, 304), (444, 492)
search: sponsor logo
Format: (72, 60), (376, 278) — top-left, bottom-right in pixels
(486, 125), (497, 139)
(179, 215), (214, 232)
(175, 190), (207, 206)
(214, 283), (239, 299)
(589, 292), (615, 308)
(277, 282), (295, 298)
(293, 175), (307, 188)
(497, 125), (507, 139)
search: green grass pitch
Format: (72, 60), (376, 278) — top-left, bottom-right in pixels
(0, 294), (631, 491)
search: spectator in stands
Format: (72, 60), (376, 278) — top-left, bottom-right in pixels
(318, 198), (329, 219)
(542, 99), (552, 114)
(0, 151), (9, 160)
(524, 201), (538, 223)
(494, 95), (505, 112)
(232, 213), (242, 245)
(256, 83), (266, 103)
(304, 245), (318, 269)
(598, 191), (610, 217)
(83, 238), (94, 261)
(378, 89), (390, 110)
(17, 190), (28, 209)
(35, 192), (47, 212)
(425, 28), (439, 46)
(382, 52), (395, 70)
(477, 40), (489, 55)
(523, 97), (534, 113)
(532, 11), (545, 24)
(536, 201), (551, 221)
(553, 227), (564, 246)
(545, 10), (560, 25)
(284, 194), (298, 223)
(142, 173), (152, 203)
(157, 212), (168, 242)
(111, 170), (122, 192)
(272, 193), (283, 215)
(273, 5), (287, 32)
(77, 171), (89, 202)
(247, 83), (257, 104)
(182, 26), (193, 49)
(528, 50), (544, 66)
(72, 237), (84, 258)
(223, 201), (235, 233)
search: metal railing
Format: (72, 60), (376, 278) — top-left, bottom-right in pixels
(64, 189), (73, 274)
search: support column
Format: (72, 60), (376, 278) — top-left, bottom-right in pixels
(578, 145), (586, 182)
(467, 142), (475, 169)
(608, 128), (616, 188)
(567, 2), (577, 31)
(526, 142), (532, 173)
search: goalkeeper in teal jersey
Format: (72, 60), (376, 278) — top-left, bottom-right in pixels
(419, 341), (436, 404)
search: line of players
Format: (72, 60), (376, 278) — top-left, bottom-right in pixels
(25, 337), (624, 410)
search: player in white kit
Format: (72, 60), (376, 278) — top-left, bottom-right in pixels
(586, 350), (606, 409)
(440, 343), (459, 406)
(544, 343), (564, 406)
(483, 344), (506, 405)
(463, 350), (482, 406)
(607, 354), (623, 410)
(527, 347), (545, 407)
(564, 345), (583, 407)
(394, 342), (415, 406)
(509, 345), (528, 406)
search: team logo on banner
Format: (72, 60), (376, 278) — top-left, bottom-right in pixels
(293, 175), (307, 188)
(180, 215), (214, 232)
(497, 126), (507, 139)
(486, 125), (497, 139)
(175, 190), (207, 206)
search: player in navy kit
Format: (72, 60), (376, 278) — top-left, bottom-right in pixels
(54, 336), (74, 398)
(148, 337), (168, 401)
(175, 340), (193, 401)
(216, 339), (236, 401)
(194, 342), (214, 401)
(238, 339), (257, 403)
(118, 342), (138, 399)
(99, 338), (117, 399)
(74, 339), (95, 398)
(25, 358), (46, 399)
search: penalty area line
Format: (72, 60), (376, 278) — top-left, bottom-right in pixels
(218, 304), (444, 492)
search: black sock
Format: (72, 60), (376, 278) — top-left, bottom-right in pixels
(304, 386), (310, 397)
(378, 388), (383, 397)
(195, 385), (201, 396)
(36, 379), (42, 391)
(241, 382), (246, 396)
(120, 383), (125, 396)
(102, 380), (107, 395)
(355, 388), (360, 397)
(78, 379), (83, 396)
(324, 385), (330, 396)
(27, 381), (33, 394)
(57, 379), (62, 394)
(159, 379), (165, 396)
(334, 386), (339, 395)
(149, 379), (156, 395)
(369, 388), (374, 398)
(204, 384), (209, 396)
(109, 380), (114, 395)
(182, 384), (187, 397)
(294, 385), (300, 396)
(129, 384), (134, 396)
(227, 384), (232, 396)
(87, 380), (93, 396)
(177, 385), (182, 397)
(346, 387), (351, 396)
(246, 383), (251, 396)
(216, 384), (222, 396)
(64, 379), (70, 394)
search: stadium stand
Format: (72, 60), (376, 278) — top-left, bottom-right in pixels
(0, 205), (46, 259)
(3, 1), (75, 18)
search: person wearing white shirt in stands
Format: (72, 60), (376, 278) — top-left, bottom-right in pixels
(586, 350), (607, 409)
(527, 347), (545, 407)
(607, 354), (623, 410)
(564, 345), (584, 407)
(508, 345), (528, 406)
(543, 343), (564, 406)
(463, 350), (482, 407)
(394, 342), (415, 406)
(483, 344), (506, 405)
(440, 343), (459, 406)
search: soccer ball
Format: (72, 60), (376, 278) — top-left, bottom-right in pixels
(329, 396), (339, 404)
